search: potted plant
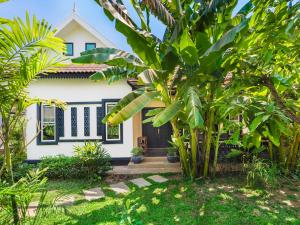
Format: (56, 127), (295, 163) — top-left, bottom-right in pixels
(167, 147), (179, 163)
(131, 147), (144, 164)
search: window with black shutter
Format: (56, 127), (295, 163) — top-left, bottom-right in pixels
(71, 107), (77, 137)
(84, 107), (90, 136)
(56, 108), (64, 138)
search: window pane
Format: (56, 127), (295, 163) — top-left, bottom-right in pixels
(43, 105), (55, 123)
(106, 103), (120, 140)
(86, 43), (96, 51)
(107, 124), (120, 140)
(65, 43), (73, 56)
(42, 124), (55, 141)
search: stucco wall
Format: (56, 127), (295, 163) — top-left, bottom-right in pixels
(56, 20), (107, 58)
(26, 79), (133, 160)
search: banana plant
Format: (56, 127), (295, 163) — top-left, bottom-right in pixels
(74, 0), (251, 178)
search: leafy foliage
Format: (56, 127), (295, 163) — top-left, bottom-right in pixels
(39, 143), (111, 179)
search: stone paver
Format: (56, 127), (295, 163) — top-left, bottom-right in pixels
(110, 182), (130, 194)
(55, 195), (75, 206)
(26, 201), (39, 217)
(83, 187), (105, 201)
(130, 178), (151, 188)
(148, 175), (168, 183)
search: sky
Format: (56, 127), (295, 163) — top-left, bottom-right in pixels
(0, 0), (249, 52)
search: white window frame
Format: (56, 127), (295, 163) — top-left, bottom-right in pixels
(105, 102), (121, 141)
(41, 104), (56, 142)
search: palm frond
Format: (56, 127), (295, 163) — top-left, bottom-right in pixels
(142, 0), (175, 28)
(0, 12), (64, 64)
(95, 0), (137, 28)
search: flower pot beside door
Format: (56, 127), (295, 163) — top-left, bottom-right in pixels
(167, 147), (179, 163)
(131, 147), (144, 164)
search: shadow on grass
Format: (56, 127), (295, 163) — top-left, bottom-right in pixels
(62, 200), (122, 225)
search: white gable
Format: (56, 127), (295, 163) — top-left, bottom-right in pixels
(55, 13), (115, 58)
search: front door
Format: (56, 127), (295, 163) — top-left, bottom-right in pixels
(142, 108), (172, 148)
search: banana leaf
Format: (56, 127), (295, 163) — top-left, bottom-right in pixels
(152, 100), (181, 127)
(107, 91), (159, 125)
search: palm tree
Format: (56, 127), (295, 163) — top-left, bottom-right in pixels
(0, 12), (64, 224)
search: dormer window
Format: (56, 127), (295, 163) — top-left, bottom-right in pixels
(64, 42), (74, 56)
(85, 43), (96, 51)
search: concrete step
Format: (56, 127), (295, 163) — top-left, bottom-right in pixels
(143, 157), (166, 162)
(128, 157), (180, 169)
(109, 166), (181, 175)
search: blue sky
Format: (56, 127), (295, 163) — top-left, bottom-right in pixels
(0, 0), (249, 52)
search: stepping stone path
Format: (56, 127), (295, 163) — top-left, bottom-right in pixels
(148, 175), (168, 183)
(55, 195), (75, 206)
(26, 201), (39, 217)
(110, 182), (130, 194)
(130, 178), (151, 188)
(83, 187), (105, 201)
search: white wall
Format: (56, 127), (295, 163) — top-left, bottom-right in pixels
(56, 20), (108, 58)
(26, 79), (133, 160)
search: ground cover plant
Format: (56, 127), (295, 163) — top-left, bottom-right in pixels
(29, 174), (300, 225)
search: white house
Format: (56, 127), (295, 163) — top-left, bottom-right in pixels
(25, 11), (172, 164)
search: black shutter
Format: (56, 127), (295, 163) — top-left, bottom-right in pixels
(84, 107), (90, 136)
(96, 107), (102, 136)
(56, 108), (64, 138)
(71, 107), (77, 137)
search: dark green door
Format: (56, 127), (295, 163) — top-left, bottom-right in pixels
(142, 108), (172, 148)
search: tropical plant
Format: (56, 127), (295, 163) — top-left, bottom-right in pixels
(73, 0), (252, 179)
(0, 168), (49, 225)
(0, 11), (65, 224)
(131, 147), (144, 156)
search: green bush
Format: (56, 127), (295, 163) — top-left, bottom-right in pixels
(13, 163), (37, 180)
(74, 142), (112, 176)
(38, 155), (85, 179)
(39, 142), (112, 179)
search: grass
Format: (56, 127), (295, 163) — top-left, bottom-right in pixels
(34, 174), (300, 225)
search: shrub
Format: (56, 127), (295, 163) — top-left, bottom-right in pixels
(131, 147), (143, 156)
(13, 163), (37, 181)
(39, 142), (112, 179)
(74, 142), (112, 177)
(38, 155), (85, 179)
(244, 156), (279, 188)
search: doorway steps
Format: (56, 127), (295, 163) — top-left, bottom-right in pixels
(144, 148), (168, 157)
(127, 157), (181, 174)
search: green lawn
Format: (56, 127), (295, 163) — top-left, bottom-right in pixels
(35, 175), (300, 225)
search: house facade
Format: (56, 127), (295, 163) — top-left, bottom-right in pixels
(25, 12), (172, 163)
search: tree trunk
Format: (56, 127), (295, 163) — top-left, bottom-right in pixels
(203, 109), (215, 177)
(171, 120), (190, 176)
(213, 123), (222, 177)
(278, 136), (286, 166)
(190, 128), (198, 178)
(268, 141), (273, 161)
(4, 126), (19, 225)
